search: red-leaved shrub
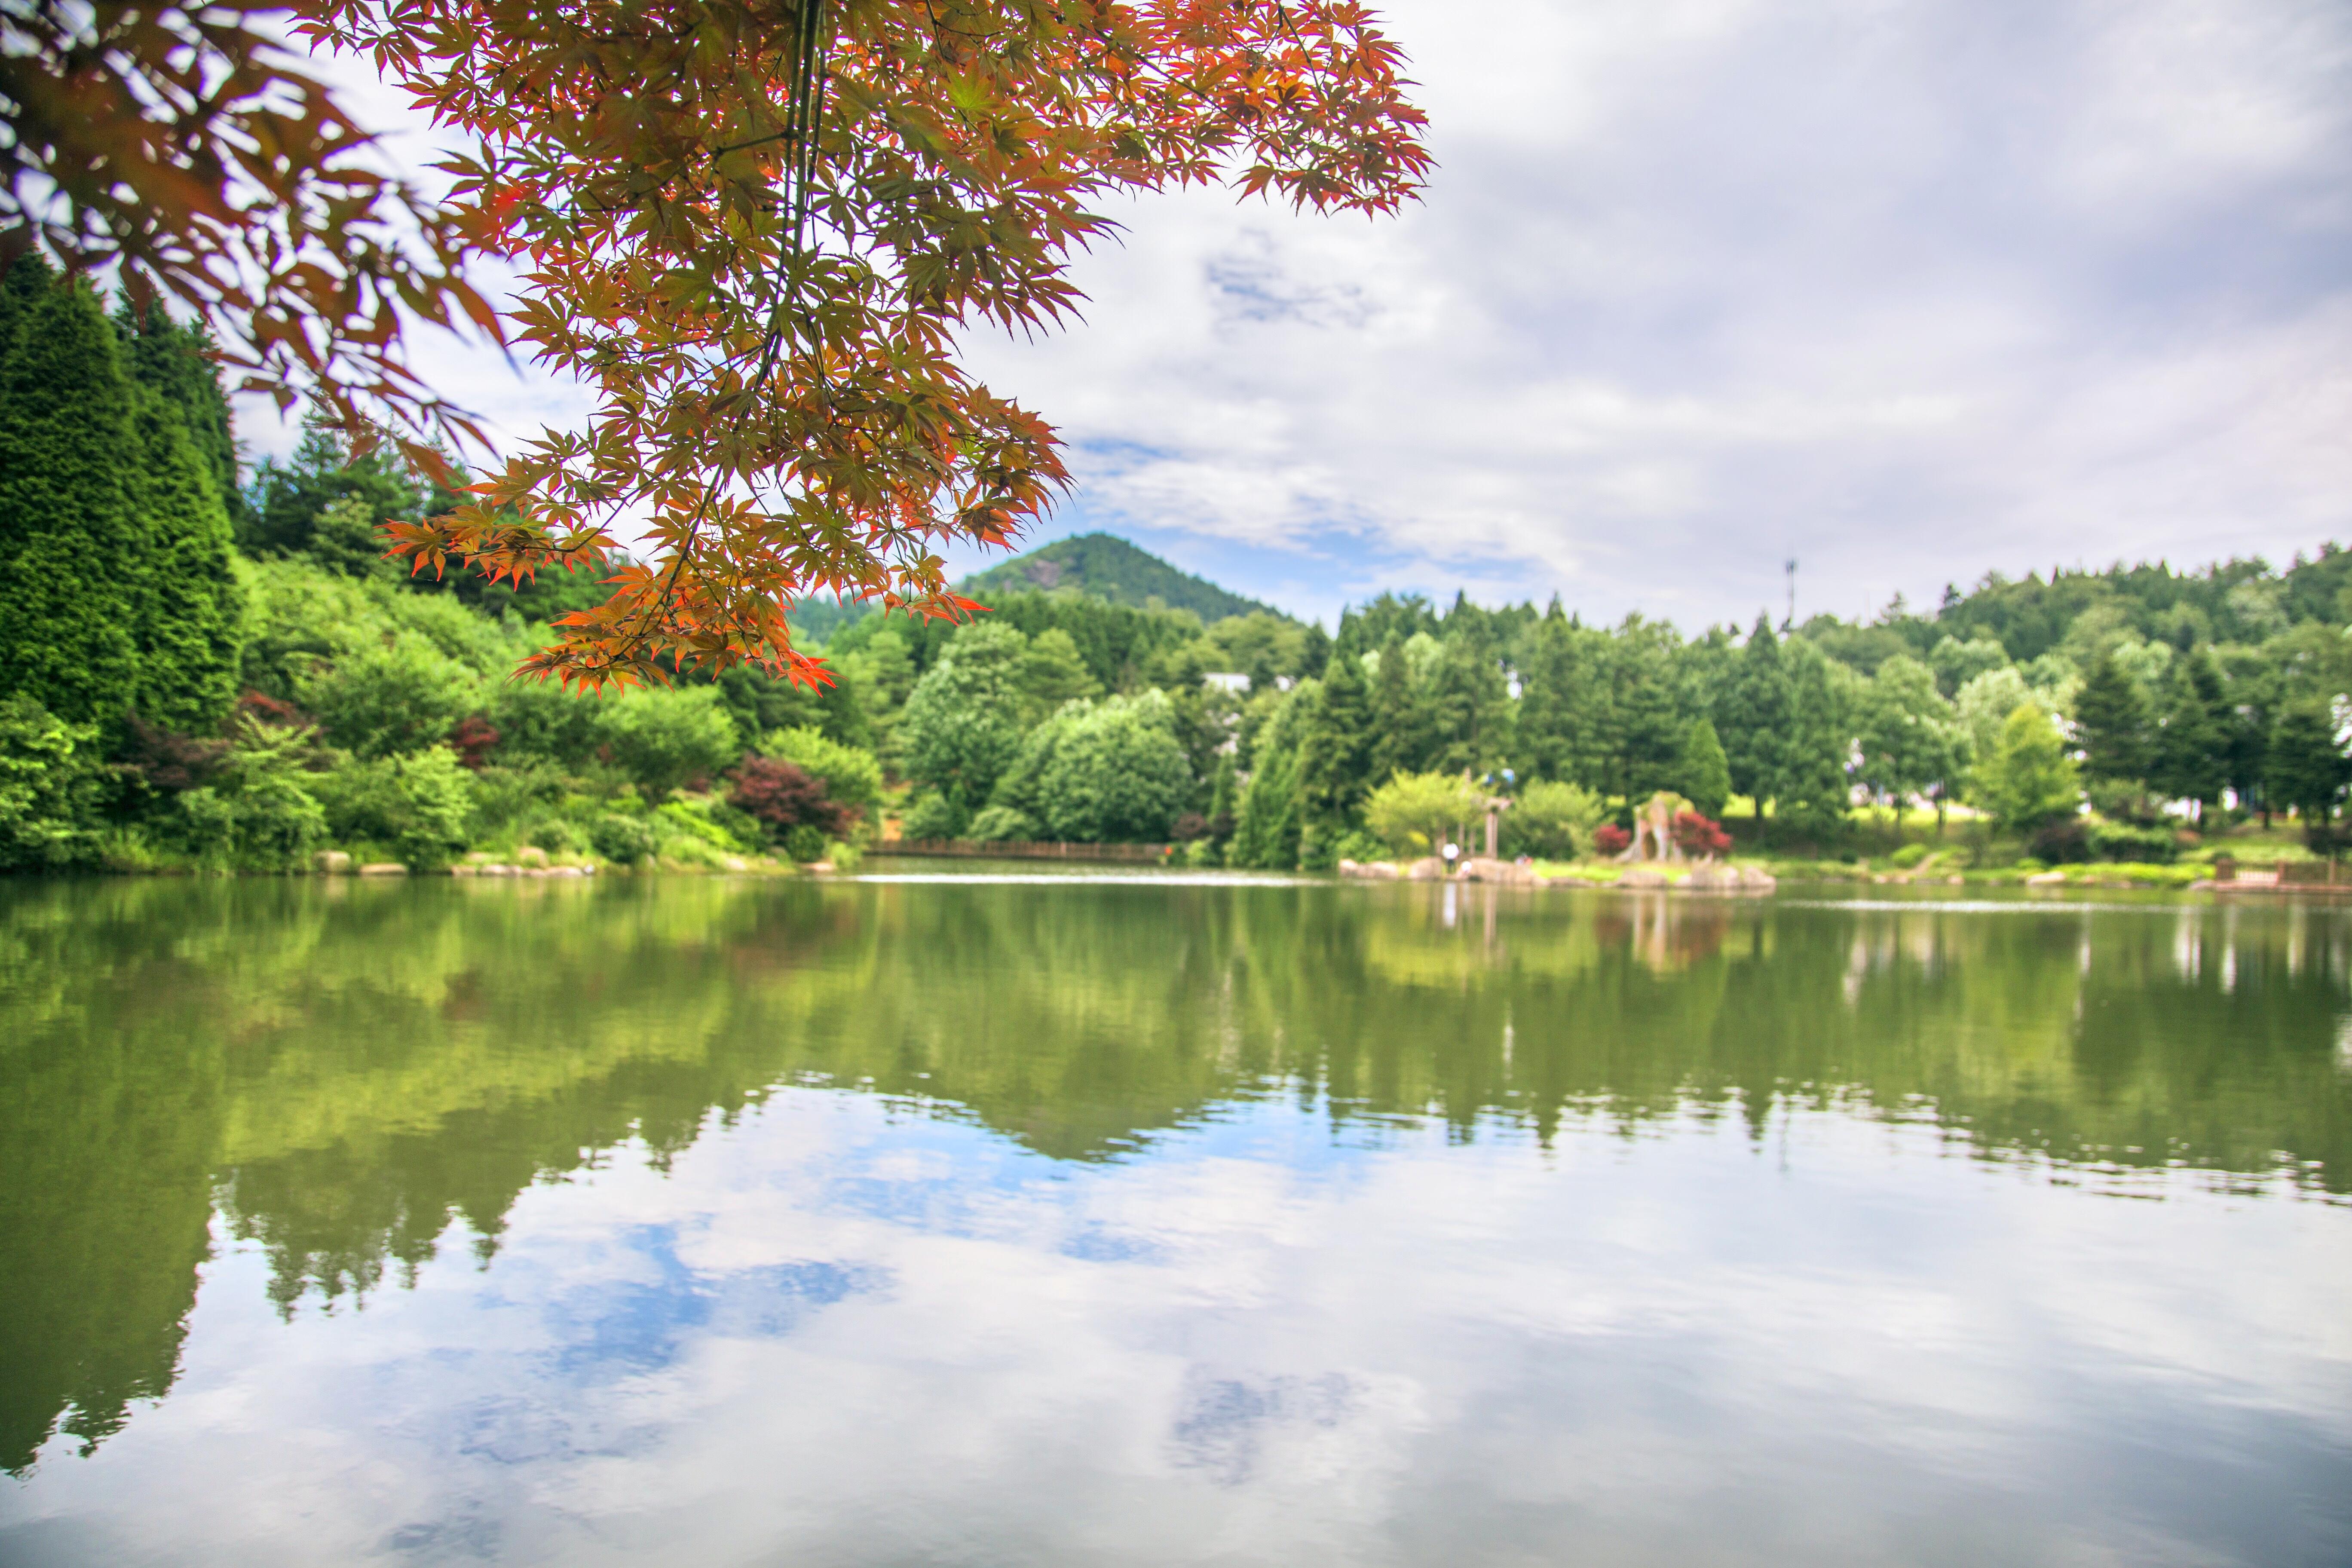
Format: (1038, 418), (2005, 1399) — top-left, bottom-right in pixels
(1671, 810), (1732, 857)
(725, 754), (854, 839)
(1594, 823), (1631, 856)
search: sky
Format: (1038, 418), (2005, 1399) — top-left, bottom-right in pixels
(262, 0), (2352, 632)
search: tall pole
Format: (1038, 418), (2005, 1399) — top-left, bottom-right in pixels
(1784, 558), (1797, 630)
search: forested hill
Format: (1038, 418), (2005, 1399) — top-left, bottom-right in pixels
(1777, 550), (2348, 676)
(957, 533), (1280, 623)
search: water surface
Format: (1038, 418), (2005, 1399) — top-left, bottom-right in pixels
(2, 873), (2348, 1566)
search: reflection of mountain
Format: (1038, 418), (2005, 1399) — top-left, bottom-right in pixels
(2, 880), (2346, 1472)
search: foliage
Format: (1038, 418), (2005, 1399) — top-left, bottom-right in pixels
(1593, 823), (1631, 857)
(897, 623), (1029, 815)
(967, 804), (1041, 843)
(597, 688), (741, 797)
(0, 0), (491, 446)
(1855, 655), (1963, 811)
(589, 813), (659, 864)
(991, 692), (1191, 844)
(168, 717), (328, 867)
(1675, 717), (1732, 820)
(309, 747), (475, 868)
(2266, 701), (2345, 823)
(1980, 704), (2080, 831)
(319, 0), (1430, 688)
(1500, 780), (1605, 861)
(0, 696), (107, 868)
(1363, 771), (1483, 857)
(1671, 810), (1732, 858)
(299, 632), (479, 760)
(725, 754), (855, 845)
(2074, 648), (2153, 784)
(759, 727), (883, 821)
(899, 790), (964, 840)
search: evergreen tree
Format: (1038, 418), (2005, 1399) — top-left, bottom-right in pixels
(2153, 649), (2227, 812)
(1229, 740), (1302, 869)
(1428, 634), (1510, 773)
(1298, 652), (1374, 824)
(1773, 639), (1851, 837)
(1368, 634), (1419, 782)
(247, 420), (429, 564)
(122, 379), (242, 734)
(2074, 648), (2153, 783)
(1715, 614), (1790, 810)
(1675, 717), (1732, 819)
(116, 301), (245, 533)
(1607, 617), (1683, 800)
(0, 258), (145, 735)
(2266, 701), (2344, 830)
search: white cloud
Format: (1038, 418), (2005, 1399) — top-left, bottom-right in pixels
(263, 0), (2352, 629)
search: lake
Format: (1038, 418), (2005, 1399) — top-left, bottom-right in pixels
(2, 871), (2348, 1566)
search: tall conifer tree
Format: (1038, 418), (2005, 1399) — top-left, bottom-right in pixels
(1298, 652), (1374, 824)
(0, 258), (144, 734)
(2075, 648), (2153, 783)
(1715, 614), (1791, 810)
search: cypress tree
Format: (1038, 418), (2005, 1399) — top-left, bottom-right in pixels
(116, 302), (245, 533)
(0, 258), (144, 735)
(122, 358), (243, 735)
(2074, 648), (2153, 783)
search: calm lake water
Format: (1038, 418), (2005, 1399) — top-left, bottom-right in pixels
(2, 871), (2349, 1567)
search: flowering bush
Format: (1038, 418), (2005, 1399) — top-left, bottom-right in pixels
(1594, 823), (1631, 857)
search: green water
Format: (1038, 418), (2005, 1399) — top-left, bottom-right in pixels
(1, 871), (2347, 1566)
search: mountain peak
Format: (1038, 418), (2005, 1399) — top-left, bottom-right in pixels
(959, 533), (1281, 623)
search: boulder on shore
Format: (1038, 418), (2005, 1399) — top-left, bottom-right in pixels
(1338, 859), (1402, 880)
(1619, 866), (1669, 889)
(1403, 857), (1447, 882)
(314, 850), (352, 876)
(358, 862), (408, 877)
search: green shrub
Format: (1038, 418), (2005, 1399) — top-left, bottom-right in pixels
(1500, 780), (1605, 860)
(900, 790), (964, 839)
(526, 818), (585, 855)
(0, 695), (106, 869)
(311, 747), (475, 868)
(598, 687), (740, 796)
(1364, 770), (1483, 855)
(2088, 820), (2177, 863)
(760, 726), (883, 820)
(967, 804), (1039, 842)
(299, 631), (478, 759)
(781, 823), (827, 862)
(589, 813), (657, 864)
(147, 715), (326, 868)
(1332, 828), (1387, 864)
(654, 797), (756, 853)
(1888, 843), (1930, 869)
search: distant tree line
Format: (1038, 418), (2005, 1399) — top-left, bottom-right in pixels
(3, 246), (2349, 871)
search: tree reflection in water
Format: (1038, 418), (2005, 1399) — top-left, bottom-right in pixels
(2, 876), (2345, 1473)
